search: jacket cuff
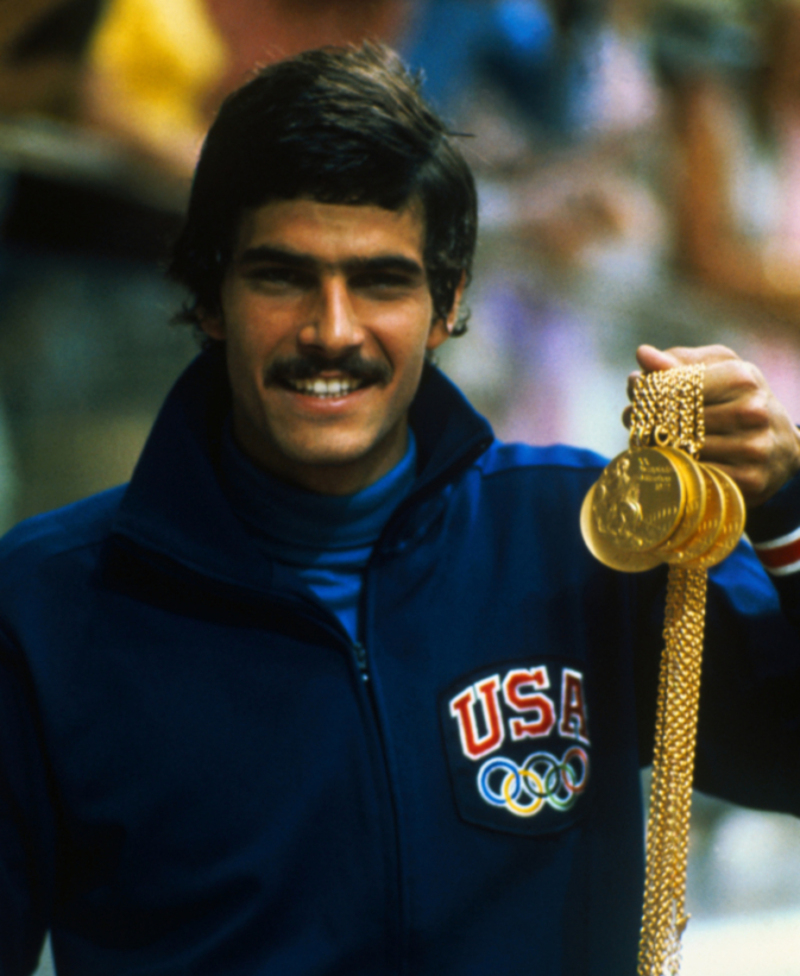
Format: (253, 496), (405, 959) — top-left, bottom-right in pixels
(747, 468), (800, 578)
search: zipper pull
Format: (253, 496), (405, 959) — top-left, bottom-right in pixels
(352, 641), (369, 681)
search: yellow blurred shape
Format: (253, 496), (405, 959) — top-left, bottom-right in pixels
(88, 0), (227, 160)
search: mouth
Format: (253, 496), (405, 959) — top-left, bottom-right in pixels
(284, 375), (367, 398)
(268, 352), (391, 401)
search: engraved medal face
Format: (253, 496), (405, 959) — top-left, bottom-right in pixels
(661, 464), (721, 564)
(581, 484), (663, 572)
(590, 448), (684, 553)
(688, 466), (745, 569)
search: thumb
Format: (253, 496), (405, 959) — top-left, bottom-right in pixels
(636, 344), (681, 373)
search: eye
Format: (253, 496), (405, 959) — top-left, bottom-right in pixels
(245, 266), (313, 289)
(353, 271), (419, 294)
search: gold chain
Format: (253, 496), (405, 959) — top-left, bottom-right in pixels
(630, 366), (705, 459)
(635, 366), (707, 976)
(639, 565), (707, 976)
(580, 363), (745, 972)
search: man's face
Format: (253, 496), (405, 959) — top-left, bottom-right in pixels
(202, 198), (459, 494)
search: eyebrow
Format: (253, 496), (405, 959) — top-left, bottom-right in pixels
(236, 244), (426, 279)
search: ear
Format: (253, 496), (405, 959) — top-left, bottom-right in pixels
(198, 308), (226, 342)
(426, 273), (466, 352)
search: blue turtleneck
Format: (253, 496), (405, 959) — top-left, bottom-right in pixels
(220, 420), (417, 642)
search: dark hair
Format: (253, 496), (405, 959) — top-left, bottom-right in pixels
(169, 42), (477, 336)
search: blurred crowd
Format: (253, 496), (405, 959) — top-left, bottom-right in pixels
(3, 3), (800, 974)
(4, 0), (800, 527)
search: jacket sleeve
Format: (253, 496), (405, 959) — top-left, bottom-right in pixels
(744, 463), (800, 629)
(0, 625), (55, 976)
(633, 470), (800, 816)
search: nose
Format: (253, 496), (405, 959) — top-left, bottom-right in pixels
(299, 276), (364, 355)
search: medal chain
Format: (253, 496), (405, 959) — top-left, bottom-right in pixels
(630, 366), (705, 459)
(635, 365), (707, 976)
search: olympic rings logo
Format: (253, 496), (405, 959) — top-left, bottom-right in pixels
(477, 748), (589, 817)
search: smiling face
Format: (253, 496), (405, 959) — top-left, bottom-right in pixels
(201, 198), (460, 494)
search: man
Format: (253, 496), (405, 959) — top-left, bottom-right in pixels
(1, 42), (800, 976)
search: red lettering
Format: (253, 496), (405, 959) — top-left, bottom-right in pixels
(449, 675), (505, 759)
(502, 668), (555, 741)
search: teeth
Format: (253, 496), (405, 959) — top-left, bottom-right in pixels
(290, 377), (362, 397)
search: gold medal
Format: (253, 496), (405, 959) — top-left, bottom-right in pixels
(661, 463), (722, 565)
(589, 447), (685, 554)
(655, 448), (707, 555)
(686, 465), (745, 570)
(581, 483), (663, 572)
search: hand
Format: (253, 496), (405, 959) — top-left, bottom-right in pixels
(623, 344), (800, 507)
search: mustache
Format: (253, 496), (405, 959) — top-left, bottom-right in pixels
(266, 351), (392, 386)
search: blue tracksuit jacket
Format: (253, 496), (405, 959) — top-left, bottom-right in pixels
(1, 348), (799, 976)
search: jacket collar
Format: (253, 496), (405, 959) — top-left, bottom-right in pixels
(111, 346), (494, 591)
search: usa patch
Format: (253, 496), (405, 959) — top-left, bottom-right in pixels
(440, 660), (591, 836)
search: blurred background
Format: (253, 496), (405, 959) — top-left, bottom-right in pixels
(1, 1), (797, 973)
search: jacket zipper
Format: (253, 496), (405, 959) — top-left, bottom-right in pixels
(358, 564), (407, 975)
(352, 639), (369, 680)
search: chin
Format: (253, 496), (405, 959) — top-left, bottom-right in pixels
(280, 427), (384, 463)
(286, 444), (374, 469)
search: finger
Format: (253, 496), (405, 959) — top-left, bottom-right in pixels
(702, 358), (765, 408)
(700, 431), (766, 463)
(635, 343), (740, 373)
(704, 396), (770, 437)
(635, 344), (681, 372)
(699, 440), (773, 505)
